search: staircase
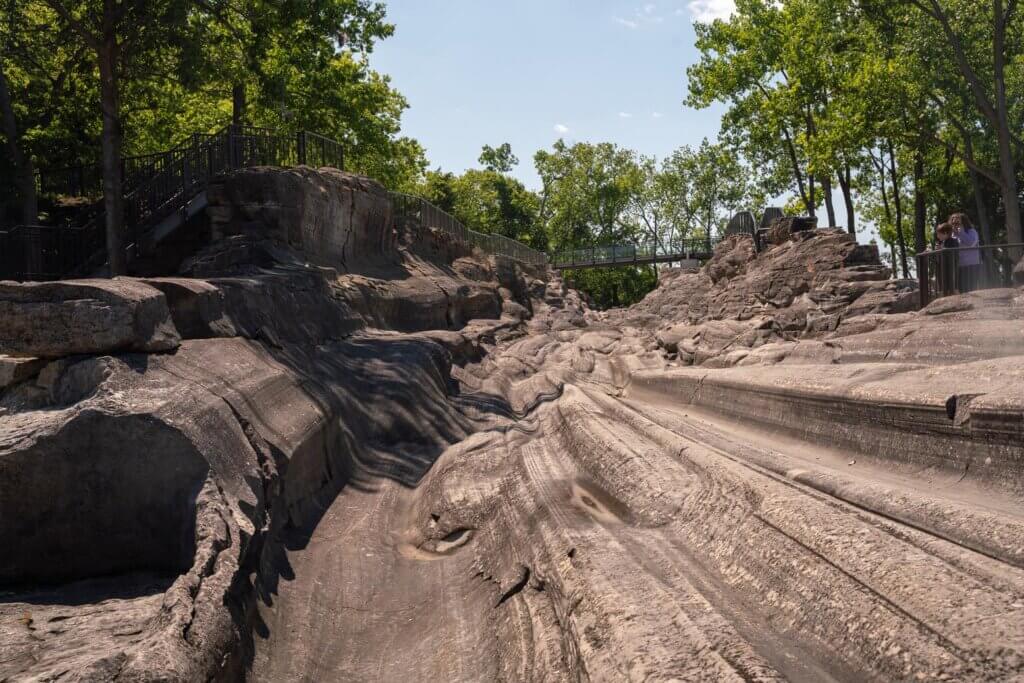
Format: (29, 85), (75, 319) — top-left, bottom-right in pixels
(1, 126), (345, 281)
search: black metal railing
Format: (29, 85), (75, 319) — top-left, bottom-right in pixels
(916, 243), (1024, 307)
(390, 192), (547, 267)
(4, 125), (347, 281)
(550, 237), (718, 270)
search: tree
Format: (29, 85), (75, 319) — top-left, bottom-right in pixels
(533, 140), (656, 307)
(0, 52), (35, 224)
(417, 149), (541, 249)
(478, 142), (518, 174)
(43, 0), (194, 274)
(688, 0), (824, 219)
(655, 140), (763, 241)
(1, 0), (90, 225)
(860, 0), (1024, 244)
(909, 0), (1022, 244)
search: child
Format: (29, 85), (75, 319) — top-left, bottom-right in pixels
(936, 223), (959, 296)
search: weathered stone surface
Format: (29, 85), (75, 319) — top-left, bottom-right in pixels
(611, 229), (918, 365)
(139, 277), (237, 339)
(0, 355), (45, 388)
(0, 279), (180, 358)
(765, 216), (818, 245)
(6, 166), (1024, 683)
(206, 166), (395, 271)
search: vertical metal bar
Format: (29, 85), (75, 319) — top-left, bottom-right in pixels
(917, 253), (930, 308)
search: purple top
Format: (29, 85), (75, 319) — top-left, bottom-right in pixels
(957, 227), (980, 266)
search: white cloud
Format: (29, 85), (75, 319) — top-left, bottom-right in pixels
(613, 16), (639, 29)
(618, 112), (633, 119)
(553, 123), (570, 135)
(652, 111), (664, 118)
(688, 0), (736, 22)
(643, 3), (657, 13)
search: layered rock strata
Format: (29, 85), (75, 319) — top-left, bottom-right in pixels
(2, 169), (1023, 683)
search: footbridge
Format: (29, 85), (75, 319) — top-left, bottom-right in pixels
(548, 209), (794, 271)
(549, 238), (718, 271)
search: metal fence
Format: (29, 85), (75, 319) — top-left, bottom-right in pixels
(0, 225), (94, 281)
(4, 125), (346, 280)
(916, 243), (1024, 307)
(390, 192), (547, 267)
(550, 237), (717, 269)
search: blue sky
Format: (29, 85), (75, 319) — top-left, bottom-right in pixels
(371, 0), (869, 240)
(373, 0), (736, 190)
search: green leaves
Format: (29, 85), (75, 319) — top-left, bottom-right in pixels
(417, 146), (541, 249)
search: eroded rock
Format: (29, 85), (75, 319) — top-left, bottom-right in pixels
(0, 279), (180, 358)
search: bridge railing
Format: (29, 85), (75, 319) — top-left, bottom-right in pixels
(389, 192), (547, 267)
(550, 237), (717, 268)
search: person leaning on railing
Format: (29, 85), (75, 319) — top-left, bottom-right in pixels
(950, 212), (981, 293)
(935, 222), (960, 296)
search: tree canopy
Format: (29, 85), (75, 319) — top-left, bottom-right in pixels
(3, 0), (1021, 303)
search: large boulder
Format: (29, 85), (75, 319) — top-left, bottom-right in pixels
(206, 166), (396, 271)
(706, 236), (755, 283)
(139, 277), (237, 339)
(0, 279), (180, 358)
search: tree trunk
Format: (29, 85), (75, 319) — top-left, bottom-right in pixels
(838, 164), (855, 236)
(232, 82), (246, 128)
(890, 243), (898, 279)
(961, 132), (993, 244)
(913, 150), (927, 256)
(98, 36), (126, 275)
(994, 110), (1022, 245)
(969, 170), (993, 245)
(993, 0), (1022, 244)
(782, 127), (810, 213)
(0, 63), (38, 225)
(887, 141), (909, 278)
(808, 174), (816, 219)
(822, 173), (837, 227)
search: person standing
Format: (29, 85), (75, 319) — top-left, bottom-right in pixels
(936, 223), (959, 296)
(951, 213), (981, 292)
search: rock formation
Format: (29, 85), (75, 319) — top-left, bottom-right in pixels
(2, 168), (1023, 682)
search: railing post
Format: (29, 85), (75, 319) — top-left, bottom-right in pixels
(917, 253), (930, 308)
(227, 124), (236, 169)
(297, 131), (307, 166)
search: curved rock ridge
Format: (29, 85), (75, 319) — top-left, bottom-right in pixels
(2, 169), (1023, 682)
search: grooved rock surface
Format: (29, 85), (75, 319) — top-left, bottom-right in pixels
(0, 279), (180, 358)
(3, 168), (1024, 683)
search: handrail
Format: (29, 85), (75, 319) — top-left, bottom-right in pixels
(549, 237), (718, 270)
(4, 125), (346, 281)
(915, 242), (1024, 307)
(389, 191), (547, 267)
